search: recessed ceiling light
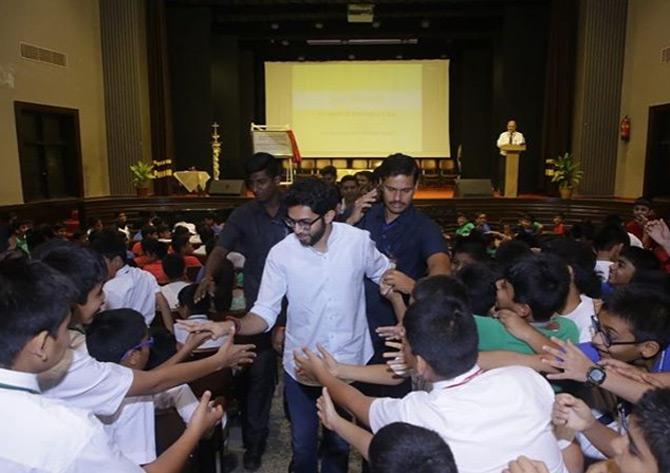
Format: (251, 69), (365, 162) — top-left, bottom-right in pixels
(314, 22), (324, 29)
(271, 23), (279, 30)
(421, 19), (430, 28)
(281, 39), (290, 46)
(372, 21), (381, 28)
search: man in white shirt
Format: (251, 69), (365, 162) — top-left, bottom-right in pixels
(496, 119), (526, 155)
(0, 257), (221, 473)
(496, 119), (526, 193)
(296, 276), (567, 473)
(179, 178), (393, 473)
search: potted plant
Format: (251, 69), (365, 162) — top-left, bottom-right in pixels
(547, 152), (584, 199)
(129, 160), (154, 197)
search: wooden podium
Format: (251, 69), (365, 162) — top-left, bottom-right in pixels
(500, 144), (526, 197)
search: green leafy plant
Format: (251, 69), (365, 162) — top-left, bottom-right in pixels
(129, 161), (155, 187)
(547, 152), (584, 189)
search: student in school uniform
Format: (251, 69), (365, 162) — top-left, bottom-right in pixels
(87, 309), (217, 466)
(90, 229), (173, 329)
(0, 256), (222, 473)
(32, 240), (256, 425)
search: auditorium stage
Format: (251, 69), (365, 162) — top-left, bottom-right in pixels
(4, 189), (664, 236)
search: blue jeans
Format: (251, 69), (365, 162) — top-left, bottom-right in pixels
(284, 371), (349, 473)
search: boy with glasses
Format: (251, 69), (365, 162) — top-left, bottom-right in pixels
(86, 309), (208, 466)
(541, 285), (670, 461)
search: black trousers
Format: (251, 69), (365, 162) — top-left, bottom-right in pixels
(235, 347), (278, 453)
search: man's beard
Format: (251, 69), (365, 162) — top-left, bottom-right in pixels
(299, 222), (326, 247)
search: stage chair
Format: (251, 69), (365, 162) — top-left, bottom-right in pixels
(299, 159), (316, 174)
(332, 159), (347, 169)
(316, 159), (331, 170)
(420, 159), (438, 176)
(439, 158), (456, 176)
(352, 159), (368, 170)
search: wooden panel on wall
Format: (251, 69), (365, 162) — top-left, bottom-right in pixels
(99, 0), (150, 194)
(572, 0), (627, 195)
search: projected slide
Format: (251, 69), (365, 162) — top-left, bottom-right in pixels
(265, 60), (450, 158)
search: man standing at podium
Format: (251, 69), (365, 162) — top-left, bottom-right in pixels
(496, 119), (525, 193)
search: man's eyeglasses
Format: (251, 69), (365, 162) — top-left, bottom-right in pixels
(121, 337), (154, 362)
(283, 215), (323, 231)
(590, 316), (644, 348)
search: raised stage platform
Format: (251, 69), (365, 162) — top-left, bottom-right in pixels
(3, 188), (667, 235)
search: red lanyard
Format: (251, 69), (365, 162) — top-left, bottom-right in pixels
(442, 369), (484, 390)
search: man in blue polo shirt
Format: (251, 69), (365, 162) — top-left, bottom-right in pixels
(347, 153), (451, 395)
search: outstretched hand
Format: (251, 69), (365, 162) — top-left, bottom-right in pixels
(294, 347), (329, 383)
(317, 387), (344, 431)
(541, 337), (596, 382)
(175, 319), (232, 340)
(503, 456), (550, 473)
(552, 393), (595, 432)
(214, 329), (257, 368)
(186, 390), (224, 437)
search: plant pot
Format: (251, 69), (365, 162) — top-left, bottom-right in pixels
(559, 186), (573, 199)
(136, 186), (150, 197)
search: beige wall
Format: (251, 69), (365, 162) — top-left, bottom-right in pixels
(0, 0), (108, 205)
(616, 0), (670, 197)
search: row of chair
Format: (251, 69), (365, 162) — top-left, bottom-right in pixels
(291, 157), (457, 176)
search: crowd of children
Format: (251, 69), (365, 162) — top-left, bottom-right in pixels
(1, 175), (670, 473)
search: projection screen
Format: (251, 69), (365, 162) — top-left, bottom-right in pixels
(265, 60), (450, 158)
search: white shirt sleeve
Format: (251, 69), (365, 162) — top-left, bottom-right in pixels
(154, 384), (199, 424)
(363, 235), (392, 284)
(41, 351), (134, 417)
(103, 284), (125, 311)
(249, 249), (287, 331)
(496, 132), (508, 149)
(369, 395), (421, 433)
(69, 417), (145, 473)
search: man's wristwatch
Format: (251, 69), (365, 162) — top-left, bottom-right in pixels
(585, 365), (607, 387)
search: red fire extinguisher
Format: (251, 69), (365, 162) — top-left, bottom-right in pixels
(620, 115), (630, 142)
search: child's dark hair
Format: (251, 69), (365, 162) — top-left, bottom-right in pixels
(141, 224), (157, 238)
(178, 283), (210, 314)
(196, 224), (215, 246)
(369, 422), (457, 473)
(633, 197), (652, 209)
(620, 246), (660, 273)
(284, 178), (339, 215)
(406, 276), (478, 379)
(319, 165), (337, 177)
(142, 238), (167, 259)
(163, 254), (185, 281)
(633, 389), (670, 473)
(495, 240), (532, 271)
(89, 229), (128, 264)
(32, 240), (107, 305)
(85, 309), (147, 363)
(452, 235), (489, 265)
(542, 238), (601, 298)
(504, 253), (570, 322)
(0, 256), (77, 367)
(455, 263), (498, 315)
(602, 285), (670, 352)
(593, 224), (629, 252)
(171, 234), (190, 254)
